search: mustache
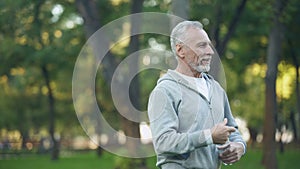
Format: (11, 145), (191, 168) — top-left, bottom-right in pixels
(199, 56), (212, 61)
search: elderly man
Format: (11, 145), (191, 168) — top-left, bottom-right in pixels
(147, 21), (246, 169)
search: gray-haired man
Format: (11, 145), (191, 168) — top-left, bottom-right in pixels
(147, 21), (246, 169)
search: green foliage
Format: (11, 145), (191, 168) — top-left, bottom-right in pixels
(191, 0), (300, 136)
(0, 0), (85, 136)
(1, 0), (300, 164)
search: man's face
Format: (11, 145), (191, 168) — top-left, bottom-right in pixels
(181, 27), (214, 73)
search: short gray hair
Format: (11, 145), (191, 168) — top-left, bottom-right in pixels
(170, 21), (203, 57)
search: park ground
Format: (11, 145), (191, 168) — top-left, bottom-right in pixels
(0, 147), (299, 169)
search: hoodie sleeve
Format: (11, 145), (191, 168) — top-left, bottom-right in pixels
(223, 91), (247, 153)
(148, 84), (213, 156)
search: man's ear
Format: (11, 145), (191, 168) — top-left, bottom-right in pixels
(176, 44), (184, 59)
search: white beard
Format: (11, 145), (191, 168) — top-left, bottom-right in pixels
(194, 64), (210, 73)
(189, 57), (211, 73)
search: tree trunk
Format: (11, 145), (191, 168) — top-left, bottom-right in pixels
(171, 0), (189, 22)
(20, 130), (29, 150)
(290, 111), (298, 142)
(33, 1), (59, 160)
(75, 0), (115, 157)
(288, 38), (300, 142)
(248, 127), (258, 147)
(296, 63), (300, 142)
(294, 62), (300, 142)
(75, 0), (116, 84)
(262, 0), (285, 168)
(262, 33), (279, 169)
(76, 0), (145, 164)
(120, 0), (148, 168)
(123, 0), (144, 149)
(41, 65), (59, 161)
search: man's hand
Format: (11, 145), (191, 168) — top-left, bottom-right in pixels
(210, 118), (236, 144)
(218, 142), (245, 164)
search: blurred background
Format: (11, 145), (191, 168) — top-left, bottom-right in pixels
(0, 0), (299, 169)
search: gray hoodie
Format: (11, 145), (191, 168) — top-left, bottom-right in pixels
(147, 70), (246, 169)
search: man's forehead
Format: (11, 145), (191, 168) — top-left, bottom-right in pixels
(185, 28), (211, 43)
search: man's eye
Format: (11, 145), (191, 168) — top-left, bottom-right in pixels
(198, 43), (207, 47)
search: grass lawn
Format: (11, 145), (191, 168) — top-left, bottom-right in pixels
(0, 148), (299, 169)
(222, 148), (300, 169)
(0, 151), (117, 169)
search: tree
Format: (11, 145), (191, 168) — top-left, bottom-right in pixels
(285, 0), (300, 143)
(262, 0), (287, 168)
(31, 1), (60, 160)
(75, 0), (148, 168)
(189, 0), (248, 83)
(0, 0), (84, 160)
(122, 0), (145, 157)
(171, 0), (189, 25)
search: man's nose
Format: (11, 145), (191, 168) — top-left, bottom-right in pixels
(206, 45), (215, 55)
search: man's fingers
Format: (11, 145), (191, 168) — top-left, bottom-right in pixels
(219, 142), (244, 165)
(220, 147), (233, 156)
(218, 144), (229, 149)
(222, 118), (228, 125)
(227, 126), (236, 133)
(222, 118), (236, 133)
(219, 148), (236, 164)
(219, 149), (239, 164)
(220, 155), (238, 164)
(217, 143), (230, 150)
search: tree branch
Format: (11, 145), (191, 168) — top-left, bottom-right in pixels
(219, 0), (248, 57)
